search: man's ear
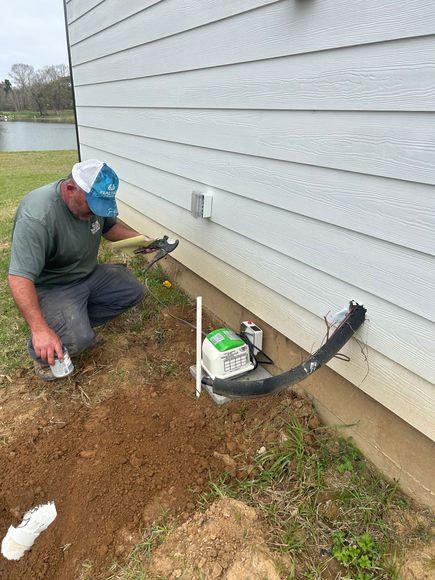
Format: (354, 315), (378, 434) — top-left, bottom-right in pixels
(65, 179), (78, 192)
(65, 179), (85, 200)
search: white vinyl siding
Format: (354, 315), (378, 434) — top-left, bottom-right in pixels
(67, 0), (435, 441)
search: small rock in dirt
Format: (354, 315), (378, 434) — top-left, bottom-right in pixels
(79, 450), (96, 458)
(211, 562), (223, 577)
(213, 452), (237, 469)
(321, 501), (339, 521)
(278, 431), (289, 443)
(130, 455), (143, 468)
(226, 441), (238, 453)
(308, 415), (320, 429)
(115, 545), (126, 556)
(10, 507), (21, 519)
(151, 412), (160, 419)
(231, 413), (241, 423)
(294, 404), (312, 418)
(97, 545), (109, 558)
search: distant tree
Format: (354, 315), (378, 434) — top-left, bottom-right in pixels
(47, 76), (73, 112)
(0, 79), (14, 110)
(30, 77), (49, 116)
(30, 65), (73, 114)
(9, 63), (35, 110)
(6, 63), (74, 115)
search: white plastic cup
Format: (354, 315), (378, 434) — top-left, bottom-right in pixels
(1, 502), (57, 560)
(50, 347), (74, 378)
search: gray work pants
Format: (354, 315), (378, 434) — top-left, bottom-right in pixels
(29, 264), (145, 361)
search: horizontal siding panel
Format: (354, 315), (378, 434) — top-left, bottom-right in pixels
(115, 199), (435, 443)
(74, 36), (435, 112)
(66, 0), (105, 24)
(68, 0), (162, 41)
(70, 0), (278, 58)
(71, 0), (435, 85)
(81, 142), (435, 385)
(77, 127), (435, 258)
(77, 107), (435, 185)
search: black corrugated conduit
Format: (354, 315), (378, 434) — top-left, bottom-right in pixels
(202, 302), (366, 399)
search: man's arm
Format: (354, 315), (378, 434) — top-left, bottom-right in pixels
(103, 221), (141, 242)
(103, 221), (156, 254)
(8, 275), (63, 365)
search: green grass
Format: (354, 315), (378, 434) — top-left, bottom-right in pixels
(106, 518), (172, 580)
(1, 110), (75, 123)
(0, 150), (78, 375)
(197, 416), (433, 579)
(98, 245), (191, 337)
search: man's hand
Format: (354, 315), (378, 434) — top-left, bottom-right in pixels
(8, 275), (64, 366)
(32, 327), (63, 366)
(133, 236), (158, 255)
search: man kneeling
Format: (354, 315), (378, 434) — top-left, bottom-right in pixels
(8, 159), (151, 380)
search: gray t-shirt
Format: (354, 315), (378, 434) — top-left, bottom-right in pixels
(9, 180), (116, 288)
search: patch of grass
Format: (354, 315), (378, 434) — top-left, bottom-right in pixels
(99, 240), (191, 335)
(198, 414), (433, 579)
(159, 358), (176, 376)
(0, 421), (11, 445)
(0, 110), (75, 123)
(0, 151), (78, 375)
(153, 326), (167, 344)
(106, 518), (172, 580)
(79, 559), (94, 580)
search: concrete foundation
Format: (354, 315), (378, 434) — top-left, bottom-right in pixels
(163, 256), (435, 510)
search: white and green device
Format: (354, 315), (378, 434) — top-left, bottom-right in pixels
(201, 328), (255, 380)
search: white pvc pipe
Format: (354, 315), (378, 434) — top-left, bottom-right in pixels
(196, 296), (202, 397)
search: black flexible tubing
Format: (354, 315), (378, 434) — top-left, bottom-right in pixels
(203, 303), (366, 399)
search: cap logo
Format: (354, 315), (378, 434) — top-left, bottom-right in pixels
(72, 159), (119, 218)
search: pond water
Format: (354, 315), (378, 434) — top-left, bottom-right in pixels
(0, 121), (78, 151)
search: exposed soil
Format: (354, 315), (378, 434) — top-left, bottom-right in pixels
(0, 303), (433, 580)
(0, 303), (306, 579)
(148, 497), (284, 579)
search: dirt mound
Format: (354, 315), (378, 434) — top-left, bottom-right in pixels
(0, 305), (309, 579)
(398, 539), (435, 579)
(149, 497), (283, 579)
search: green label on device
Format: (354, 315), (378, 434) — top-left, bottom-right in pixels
(206, 328), (245, 352)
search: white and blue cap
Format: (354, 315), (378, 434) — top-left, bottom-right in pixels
(72, 159), (119, 217)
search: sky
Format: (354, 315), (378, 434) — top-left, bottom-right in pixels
(1, 0), (69, 81)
